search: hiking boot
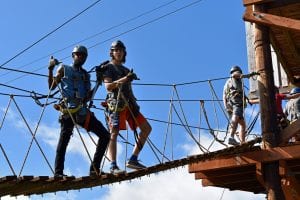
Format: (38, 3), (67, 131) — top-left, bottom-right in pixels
(228, 137), (239, 146)
(110, 166), (125, 174)
(126, 160), (146, 170)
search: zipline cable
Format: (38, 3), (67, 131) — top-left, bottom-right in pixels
(0, 0), (103, 68)
(3, 0), (203, 84)
(0, 0), (179, 79)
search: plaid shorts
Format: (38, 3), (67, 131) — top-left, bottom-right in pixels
(109, 107), (146, 130)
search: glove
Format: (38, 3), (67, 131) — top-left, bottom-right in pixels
(126, 69), (139, 81)
(95, 60), (109, 82)
(48, 56), (60, 71)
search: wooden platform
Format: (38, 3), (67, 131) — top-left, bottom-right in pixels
(189, 143), (300, 196)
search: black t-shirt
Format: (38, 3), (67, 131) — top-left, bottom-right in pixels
(103, 63), (136, 103)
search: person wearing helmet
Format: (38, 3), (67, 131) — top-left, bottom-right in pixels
(223, 66), (248, 145)
(101, 40), (152, 174)
(278, 87), (300, 130)
(48, 45), (110, 177)
(285, 87), (300, 117)
(286, 87), (300, 141)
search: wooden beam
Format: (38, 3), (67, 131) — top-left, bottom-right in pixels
(269, 33), (293, 79)
(279, 119), (300, 145)
(194, 165), (255, 179)
(243, 11), (300, 32)
(244, 0), (300, 7)
(189, 144), (300, 172)
(195, 171), (254, 181)
(201, 178), (262, 192)
(283, 29), (300, 63)
(281, 176), (300, 199)
(279, 160), (300, 199)
(256, 163), (265, 186)
(201, 175), (257, 185)
(243, 0), (274, 6)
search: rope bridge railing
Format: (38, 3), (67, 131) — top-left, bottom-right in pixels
(0, 74), (261, 196)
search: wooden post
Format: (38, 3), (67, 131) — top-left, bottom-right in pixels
(254, 4), (285, 200)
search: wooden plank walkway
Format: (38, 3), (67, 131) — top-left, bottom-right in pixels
(0, 138), (261, 197)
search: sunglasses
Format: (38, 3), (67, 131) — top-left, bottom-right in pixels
(73, 52), (86, 57)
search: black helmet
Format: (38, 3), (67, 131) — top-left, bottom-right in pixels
(72, 45), (88, 56)
(111, 40), (126, 50)
(230, 65), (242, 74)
(110, 40), (127, 63)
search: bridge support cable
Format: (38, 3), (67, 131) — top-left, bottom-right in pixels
(207, 81), (229, 148)
(0, 97), (12, 131)
(197, 100), (203, 145)
(207, 81), (223, 150)
(206, 79), (234, 141)
(173, 85), (209, 153)
(162, 88), (175, 162)
(207, 80), (231, 132)
(171, 101), (209, 153)
(10, 96), (54, 176)
(0, 143), (16, 176)
(208, 81), (221, 134)
(246, 110), (260, 139)
(200, 101), (227, 148)
(19, 82), (57, 176)
(119, 91), (163, 164)
(0, 98), (16, 175)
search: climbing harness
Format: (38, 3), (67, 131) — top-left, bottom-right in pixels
(53, 103), (82, 115)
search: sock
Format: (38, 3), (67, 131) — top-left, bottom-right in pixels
(130, 155), (138, 161)
(111, 161), (117, 168)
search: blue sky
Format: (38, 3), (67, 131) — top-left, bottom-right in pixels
(0, 0), (266, 199)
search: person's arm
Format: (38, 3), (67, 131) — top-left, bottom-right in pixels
(249, 98), (259, 104)
(223, 82), (229, 109)
(48, 65), (64, 90)
(48, 68), (55, 89)
(104, 74), (134, 91)
(104, 76), (129, 91)
(48, 57), (62, 90)
(223, 92), (227, 109)
(285, 93), (300, 100)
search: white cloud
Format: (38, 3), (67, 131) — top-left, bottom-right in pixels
(100, 167), (265, 200)
(2, 192), (78, 200)
(1, 195), (30, 200)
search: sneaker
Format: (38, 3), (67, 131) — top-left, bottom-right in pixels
(110, 166), (125, 174)
(54, 173), (68, 178)
(126, 160), (146, 170)
(228, 137), (240, 146)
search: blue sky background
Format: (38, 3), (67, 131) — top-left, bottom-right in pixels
(0, 0), (266, 199)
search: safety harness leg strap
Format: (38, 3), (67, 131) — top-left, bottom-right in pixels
(84, 110), (91, 130)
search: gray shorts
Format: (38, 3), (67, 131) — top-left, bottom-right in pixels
(232, 105), (244, 119)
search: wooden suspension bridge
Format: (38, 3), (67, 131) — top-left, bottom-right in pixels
(0, 1), (300, 199)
